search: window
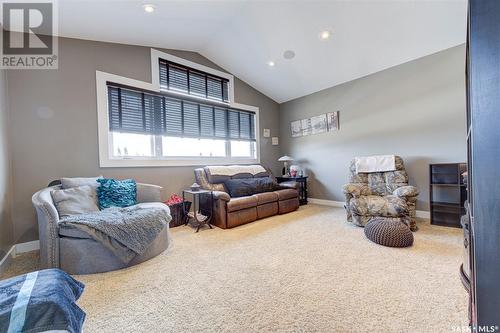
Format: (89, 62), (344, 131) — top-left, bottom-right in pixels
(97, 53), (257, 167)
(105, 83), (257, 163)
(159, 59), (229, 102)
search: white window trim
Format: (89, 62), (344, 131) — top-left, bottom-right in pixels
(96, 67), (260, 168)
(150, 48), (235, 104)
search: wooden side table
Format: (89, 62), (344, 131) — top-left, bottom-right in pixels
(182, 189), (214, 232)
(276, 176), (308, 205)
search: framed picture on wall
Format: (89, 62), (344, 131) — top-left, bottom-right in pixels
(310, 114), (328, 135)
(327, 111), (339, 131)
(290, 120), (302, 137)
(301, 118), (312, 136)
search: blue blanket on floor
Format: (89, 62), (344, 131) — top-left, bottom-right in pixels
(0, 269), (85, 333)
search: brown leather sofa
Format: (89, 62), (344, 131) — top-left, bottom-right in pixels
(194, 165), (299, 229)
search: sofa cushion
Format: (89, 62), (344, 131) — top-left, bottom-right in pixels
(61, 176), (103, 189)
(59, 224), (92, 239)
(96, 178), (137, 209)
(274, 188), (298, 201)
(51, 185), (100, 218)
(253, 192), (278, 205)
(227, 196), (258, 212)
(224, 177), (277, 198)
(349, 195), (408, 217)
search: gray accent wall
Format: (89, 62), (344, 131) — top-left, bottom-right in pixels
(6, 37), (281, 243)
(0, 69), (14, 261)
(279, 45), (466, 211)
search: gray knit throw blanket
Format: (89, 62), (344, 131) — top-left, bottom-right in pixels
(60, 205), (171, 263)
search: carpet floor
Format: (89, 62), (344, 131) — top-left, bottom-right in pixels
(1, 205), (468, 332)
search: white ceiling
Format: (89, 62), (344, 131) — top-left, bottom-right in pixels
(55, 0), (467, 103)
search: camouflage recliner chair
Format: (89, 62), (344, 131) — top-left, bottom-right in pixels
(343, 156), (419, 231)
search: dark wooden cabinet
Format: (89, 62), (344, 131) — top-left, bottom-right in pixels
(429, 163), (466, 228)
(465, 0), (500, 328)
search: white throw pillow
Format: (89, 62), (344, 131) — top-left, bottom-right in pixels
(60, 176), (103, 189)
(51, 185), (100, 218)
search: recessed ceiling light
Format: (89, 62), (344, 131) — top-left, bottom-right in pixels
(267, 61), (275, 67)
(143, 4), (155, 13)
(319, 30), (331, 40)
(283, 50), (295, 60)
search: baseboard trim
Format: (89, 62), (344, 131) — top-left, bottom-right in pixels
(15, 240), (40, 255)
(308, 198), (344, 207)
(0, 245), (16, 274)
(308, 197), (430, 219)
(416, 210), (430, 219)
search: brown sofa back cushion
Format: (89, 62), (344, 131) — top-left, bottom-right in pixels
(224, 177), (277, 198)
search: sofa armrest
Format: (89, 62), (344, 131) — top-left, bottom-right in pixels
(393, 185), (419, 198)
(212, 190), (230, 202)
(137, 183), (162, 203)
(32, 186), (60, 268)
(342, 183), (370, 197)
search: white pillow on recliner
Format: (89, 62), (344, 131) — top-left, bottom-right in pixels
(51, 185), (100, 218)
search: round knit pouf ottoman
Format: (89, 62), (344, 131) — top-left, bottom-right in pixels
(364, 217), (414, 247)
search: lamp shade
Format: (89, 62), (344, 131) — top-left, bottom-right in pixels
(278, 155), (294, 162)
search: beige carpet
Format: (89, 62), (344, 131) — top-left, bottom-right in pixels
(1, 205), (468, 332)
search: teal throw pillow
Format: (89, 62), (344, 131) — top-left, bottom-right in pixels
(96, 178), (137, 209)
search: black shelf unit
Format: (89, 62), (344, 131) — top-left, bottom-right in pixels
(429, 163), (467, 228)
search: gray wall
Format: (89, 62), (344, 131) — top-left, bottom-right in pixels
(279, 45), (467, 211)
(7, 37), (281, 243)
(0, 69), (14, 261)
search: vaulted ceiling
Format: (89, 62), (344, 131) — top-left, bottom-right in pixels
(56, 0), (467, 103)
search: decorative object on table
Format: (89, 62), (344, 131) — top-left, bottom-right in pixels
(276, 175), (308, 205)
(429, 163), (467, 228)
(343, 155), (419, 231)
(289, 165), (300, 177)
(327, 111), (339, 131)
(272, 136), (279, 145)
(301, 118), (312, 136)
(290, 120), (302, 138)
(165, 194), (191, 228)
(190, 182), (201, 191)
(278, 155), (294, 176)
(310, 114), (328, 135)
(364, 217), (414, 248)
(263, 128), (271, 137)
(182, 189), (214, 232)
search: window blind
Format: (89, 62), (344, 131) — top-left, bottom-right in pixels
(108, 84), (255, 141)
(159, 59), (229, 102)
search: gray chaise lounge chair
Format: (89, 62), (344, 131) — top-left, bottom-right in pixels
(32, 182), (171, 275)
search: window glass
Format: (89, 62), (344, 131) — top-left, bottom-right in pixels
(230, 140), (256, 158)
(112, 132), (153, 157)
(162, 137), (226, 157)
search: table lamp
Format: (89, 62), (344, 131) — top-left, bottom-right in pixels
(278, 155), (294, 176)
